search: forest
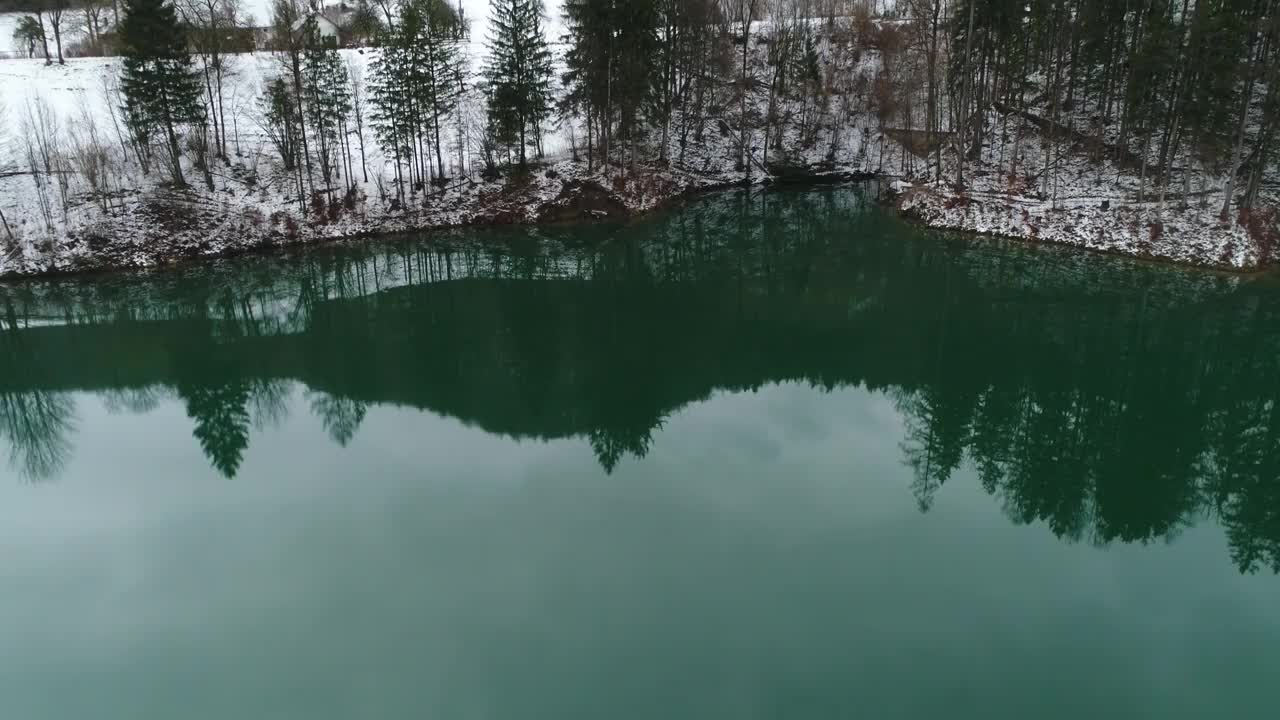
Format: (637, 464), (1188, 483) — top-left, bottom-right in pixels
(0, 0), (1277, 273)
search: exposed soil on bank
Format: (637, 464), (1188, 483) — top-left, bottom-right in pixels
(3, 163), (1269, 283)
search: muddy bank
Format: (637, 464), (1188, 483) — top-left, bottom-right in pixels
(2, 160), (890, 282)
(0, 164), (729, 281)
(9, 162), (1262, 282)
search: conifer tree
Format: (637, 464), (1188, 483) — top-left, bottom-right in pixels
(562, 0), (613, 170)
(370, 0), (462, 190)
(417, 0), (463, 182)
(119, 0), (207, 187)
(370, 27), (414, 198)
(563, 0), (659, 171)
(180, 381), (251, 479)
(271, 0), (315, 198)
(260, 77), (302, 175)
(302, 18), (354, 193)
(485, 0), (554, 168)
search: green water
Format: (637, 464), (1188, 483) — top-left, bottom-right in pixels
(1, 187), (1279, 717)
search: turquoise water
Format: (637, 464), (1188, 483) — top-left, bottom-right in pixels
(1, 187), (1278, 717)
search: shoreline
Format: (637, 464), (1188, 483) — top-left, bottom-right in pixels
(0, 166), (880, 284)
(890, 183), (1272, 274)
(1, 166), (1271, 284)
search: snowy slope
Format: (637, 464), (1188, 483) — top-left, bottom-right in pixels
(0, 5), (1271, 277)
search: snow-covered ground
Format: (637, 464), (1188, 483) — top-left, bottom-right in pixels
(0, 15), (903, 279)
(0, 5), (1273, 277)
(896, 183), (1263, 269)
(889, 101), (1280, 271)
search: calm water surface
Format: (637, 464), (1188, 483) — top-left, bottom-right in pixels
(1, 187), (1279, 717)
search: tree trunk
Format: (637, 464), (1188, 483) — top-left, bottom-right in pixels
(927, 2), (941, 182)
(36, 13), (50, 64)
(739, 8), (753, 177)
(519, 116), (527, 168)
(587, 113), (594, 173)
(200, 56), (221, 162)
(52, 16), (64, 64)
(0, 208), (14, 243)
(289, 48), (314, 198)
(215, 58), (228, 159)
(956, 0), (977, 188)
(356, 118), (369, 183)
(660, 14), (673, 162)
(165, 118), (186, 187)
(1221, 28), (1260, 220)
(433, 106), (446, 181)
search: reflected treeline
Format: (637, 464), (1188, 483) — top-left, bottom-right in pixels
(2, 186), (1278, 573)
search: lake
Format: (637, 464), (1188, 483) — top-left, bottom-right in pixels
(1, 186), (1278, 718)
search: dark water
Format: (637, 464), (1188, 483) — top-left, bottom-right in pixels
(1, 187), (1279, 717)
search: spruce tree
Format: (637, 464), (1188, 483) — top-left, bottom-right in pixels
(180, 381), (252, 479)
(271, 0), (314, 200)
(612, 0), (659, 171)
(485, 0), (554, 168)
(302, 18), (354, 193)
(260, 77), (302, 174)
(119, 0), (206, 187)
(370, 0), (462, 190)
(562, 0), (613, 170)
(370, 30), (414, 198)
(417, 0), (463, 182)
(563, 0), (659, 172)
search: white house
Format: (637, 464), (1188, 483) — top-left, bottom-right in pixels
(291, 8), (346, 46)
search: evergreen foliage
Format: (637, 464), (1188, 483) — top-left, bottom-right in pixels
(369, 0), (463, 193)
(484, 0), (554, 167)
(302, 18), (355, 191)
(118, 0), (207, 187)
(562, 0), (661, 171)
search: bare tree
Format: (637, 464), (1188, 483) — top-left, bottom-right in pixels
(20, 97), (63, 232)
(100, 73), (150, 172)
(0, 98), (15, 244)
(908, 0), (946, 182)
(346, 57), (370, 183)
(0, 390), (76, 483)
(726, 0), (763, 174)
(1220, 18), (1263, 220)
(953, 0), (976, 188)
(180, 0), (247, 161)
(46, 0), (70, 65)
(372, 0), (396, 27)
(271, 0), (315, 197)
(68, 94), (117, 215)
(228, 80), (252, 157)
(78, 0), (113, 50)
